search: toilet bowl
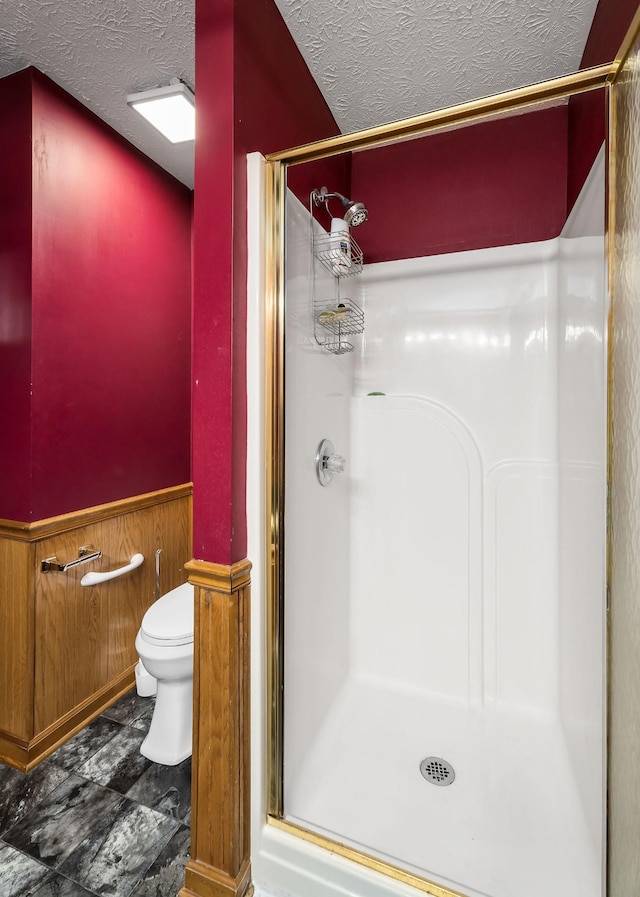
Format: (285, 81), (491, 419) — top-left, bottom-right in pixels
(135, 581), (195, 766)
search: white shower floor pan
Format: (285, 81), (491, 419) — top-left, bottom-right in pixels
(284, 673), (603, 897)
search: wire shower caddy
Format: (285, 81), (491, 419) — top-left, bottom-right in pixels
(309, 195), (365, 355)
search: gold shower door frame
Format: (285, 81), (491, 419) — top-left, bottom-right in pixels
(263, 11), (640, 892)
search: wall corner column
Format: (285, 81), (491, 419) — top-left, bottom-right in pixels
(180, 558), (253, 897)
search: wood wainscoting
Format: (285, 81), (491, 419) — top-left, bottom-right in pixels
(180, 559), (253, 897)
(0, 484), (192, 771)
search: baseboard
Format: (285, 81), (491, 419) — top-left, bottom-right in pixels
(0, 665), (136, 771)
(181, 859), (253, 897)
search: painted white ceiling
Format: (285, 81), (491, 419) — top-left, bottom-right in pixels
(0, 0), (601, 190)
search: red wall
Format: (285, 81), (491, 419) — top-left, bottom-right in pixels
(567, 0), (640, 210)
(351, 107), (568, 264)
(0, 72), (33, 521)
(567, 89), (607, 213)
(193, 0), (343, 563)
(0, 69), (192, 521)
(581, 0), (640, 67)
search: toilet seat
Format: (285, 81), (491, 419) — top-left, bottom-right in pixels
(140, 581), (194, 647)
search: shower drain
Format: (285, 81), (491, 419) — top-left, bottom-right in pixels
(419, 756), (455, 786)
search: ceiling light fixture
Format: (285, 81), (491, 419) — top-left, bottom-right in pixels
(127, 80), (195, 144)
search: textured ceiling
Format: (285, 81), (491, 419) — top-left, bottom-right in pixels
(273, 0), (601, 134)
(0, 0), (601, 189)
(0, 0), (195, 187)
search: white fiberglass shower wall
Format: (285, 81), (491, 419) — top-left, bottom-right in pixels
(281, 151), (606, 897)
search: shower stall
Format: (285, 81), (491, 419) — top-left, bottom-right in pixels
(258, 76), (611, 897)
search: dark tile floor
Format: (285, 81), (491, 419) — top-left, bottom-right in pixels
(0, 690), (190, 897)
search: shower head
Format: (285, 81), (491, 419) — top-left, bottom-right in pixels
(312, 187), (368, 227)
(343, 201), (368, 227)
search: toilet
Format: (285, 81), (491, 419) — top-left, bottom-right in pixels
(134, 581), (195, 766)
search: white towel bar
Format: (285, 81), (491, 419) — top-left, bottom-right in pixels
(81, 553), (144, 587)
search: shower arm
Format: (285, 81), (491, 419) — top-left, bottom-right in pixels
(312, 187), (350, 211)
(311, 187), (368, 229)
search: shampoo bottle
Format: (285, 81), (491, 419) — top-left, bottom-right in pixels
(329, 218), (351, 274)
